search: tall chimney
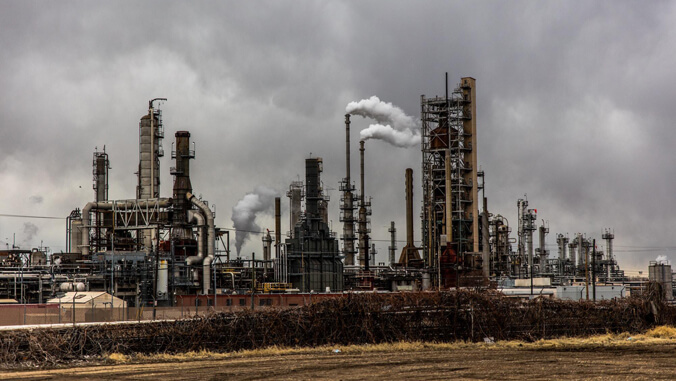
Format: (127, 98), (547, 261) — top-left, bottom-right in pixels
(275, 197), (281, 259)
(171, 131), (194, 239)
(398, 168), (421, 266)
(346, 114), (351, 187)
(405, 168), (414, 246)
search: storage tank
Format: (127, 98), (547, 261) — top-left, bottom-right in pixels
(649, 261), (673, 300)
(157, 260), (168, 300)
(70, 219), (83, 254)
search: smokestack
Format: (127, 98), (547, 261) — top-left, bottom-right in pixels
(275, 197), (281, 260)
(346, 114), (351, 186)
(398, 168), (421, 266)
(360, 141), (365, 205)
(405, 168), (414, 246)
(172, 131), (194, 239)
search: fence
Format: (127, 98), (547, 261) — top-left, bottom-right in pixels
(0, 287), (674, 367)
(0, 293), (341, 327)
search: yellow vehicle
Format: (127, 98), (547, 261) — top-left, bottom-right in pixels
(256, 282), (292, 293)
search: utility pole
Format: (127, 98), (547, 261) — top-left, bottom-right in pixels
(585, 239), (589, 301)
(592, 239), (596, 302)
(251, 252), (255, 310)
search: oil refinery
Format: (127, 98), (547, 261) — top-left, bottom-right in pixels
(0, 76), (664, 310)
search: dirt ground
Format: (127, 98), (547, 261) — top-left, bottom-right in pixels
(2, 342), (676, 381)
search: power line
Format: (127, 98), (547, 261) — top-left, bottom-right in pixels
(0, 213), (64, 220)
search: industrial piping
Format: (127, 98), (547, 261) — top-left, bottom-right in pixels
(81, 198), (172, 256)
(185, 209), (206, 265)
(187, 192), (215, 294)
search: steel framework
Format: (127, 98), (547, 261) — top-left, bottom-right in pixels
(421, 77), (479, 285)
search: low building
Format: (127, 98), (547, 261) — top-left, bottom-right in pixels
(47, 291), (126, 309)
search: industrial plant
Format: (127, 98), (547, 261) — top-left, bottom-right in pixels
(0, 76), (665, 311)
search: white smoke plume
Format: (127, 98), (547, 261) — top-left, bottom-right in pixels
(22, 222), (39, 246)
(231, 186), (278, 255)
(656, 255), (670, 265)
(346, 96), (420, 148)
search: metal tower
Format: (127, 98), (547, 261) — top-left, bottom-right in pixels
(421, 76), (479, 286)
(339, 114), (357, 265)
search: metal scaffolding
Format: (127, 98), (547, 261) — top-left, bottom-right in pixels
(421, 76), (479, 287)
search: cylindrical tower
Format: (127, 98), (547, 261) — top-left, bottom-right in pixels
(340, 114), (357, 265)
(171, 131), (195, 238)
(93, 150), (109, 202)
(137, 100), (165, 200)
(556, 234), (569, 261)
(275, 197), (281, 260)
(358, 141), (370, 270)
(388, 221), (396, 266)
(287, 181), (303, 237)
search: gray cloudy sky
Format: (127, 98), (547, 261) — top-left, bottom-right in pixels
(1, 1), (674, 273)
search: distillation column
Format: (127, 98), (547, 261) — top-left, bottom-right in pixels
(340, 114), (357, 266)
(388, 222), (396, 266)
(602, 229), (615, 279)
(556, 234), (569, 275)
(138, 98), (166, 253)
(421, 76), (479, 286)
(287, 182), (303, 238)
(358, 141), (371, 270)
(91, 149), (110, 253)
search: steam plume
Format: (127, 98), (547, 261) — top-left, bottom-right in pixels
(231, 186), (278, 255)
(22, 222), (39, 245)
(346, 96), (420, 147)
(656, 255), (670, 265)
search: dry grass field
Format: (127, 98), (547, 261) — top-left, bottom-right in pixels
(2, 326), (676, 380)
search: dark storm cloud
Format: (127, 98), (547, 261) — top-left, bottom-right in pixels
(0, 1), (674, 270)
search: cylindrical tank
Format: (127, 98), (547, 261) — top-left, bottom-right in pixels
(70, 219), (83, 254)
(649, 262), (673, 300)
(60, 282), (86, 292)
(422, 273), (431, 290)
(157, 260), (168, 300)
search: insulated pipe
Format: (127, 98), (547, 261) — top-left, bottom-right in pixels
(189, 209), (206, 258)
(203, 256), (213, 295)
(81, 198), (172, 256)
(444, 150), (452, 243)
(185, 209), (206, 266)
(187, 192), (214, 294)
